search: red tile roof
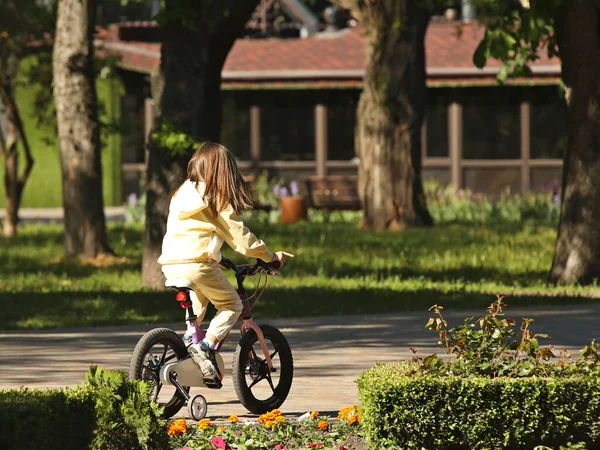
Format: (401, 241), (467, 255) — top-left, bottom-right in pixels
(98, 19), (561, 87)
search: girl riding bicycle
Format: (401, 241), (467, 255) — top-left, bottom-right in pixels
(158, 142), (293, 385)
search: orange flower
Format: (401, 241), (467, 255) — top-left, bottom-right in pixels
(228, 415), (239, 423)
(310, 411), (320, 419)
(317, 420), (328, 430)
(337, 405), (357, 421)
(219, 426), (227, 431)
(347, 415), (359, 425)
(198, 418), (213, 430)
(258, 409), (286, 428)
(166, 418), (187, 436)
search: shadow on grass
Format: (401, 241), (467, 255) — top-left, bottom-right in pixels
(1, 287), (597, 331)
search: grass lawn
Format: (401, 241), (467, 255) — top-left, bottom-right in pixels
(0, 221), (598, 330)
(0, 61), (123, 208)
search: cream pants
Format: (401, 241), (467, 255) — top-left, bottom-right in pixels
(161, 262), (242, 342)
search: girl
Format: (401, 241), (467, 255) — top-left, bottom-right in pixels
(158, 142), (293, 385)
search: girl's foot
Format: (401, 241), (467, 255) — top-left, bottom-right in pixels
(189, 341), (222, 388)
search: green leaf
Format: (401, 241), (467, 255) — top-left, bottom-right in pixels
(473, 39), (489, 68)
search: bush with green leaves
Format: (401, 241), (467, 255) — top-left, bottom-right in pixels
(357, 298), (600, 449)
(424, 180), (561, 226)
(0, 366), (167, 450)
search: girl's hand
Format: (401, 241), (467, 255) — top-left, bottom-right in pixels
(272, 251), (294, 266)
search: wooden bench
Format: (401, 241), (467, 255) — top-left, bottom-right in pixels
(305, 176), (361, 211)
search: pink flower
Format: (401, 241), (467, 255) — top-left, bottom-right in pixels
(274, 445), (289, 450)
(339, 447), (345, 450)
(210, 436), (228, 450)
(179, 448), (192, 450)
(308, 443), (323, 448)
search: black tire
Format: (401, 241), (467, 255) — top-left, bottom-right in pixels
(232, 324), (294, 414)
(129, 327), (189, 418)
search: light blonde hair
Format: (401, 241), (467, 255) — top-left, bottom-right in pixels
(187, 142), (253, 216)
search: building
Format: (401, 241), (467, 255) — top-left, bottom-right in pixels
(99, 5), (564, 201)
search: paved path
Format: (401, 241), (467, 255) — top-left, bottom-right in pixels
(0, 207), (126, 223)
(1, 305), (599, 421)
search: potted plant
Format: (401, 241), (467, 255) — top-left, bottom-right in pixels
(274, 180), (307, 224)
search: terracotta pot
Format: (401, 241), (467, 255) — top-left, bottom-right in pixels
(280, 196), (307, 224)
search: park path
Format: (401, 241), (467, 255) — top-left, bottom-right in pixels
(1, 304), (599, 421)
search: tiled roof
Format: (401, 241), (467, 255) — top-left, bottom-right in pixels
(98, 19), (561, 86)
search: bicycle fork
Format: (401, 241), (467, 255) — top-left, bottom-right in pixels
(238, 290), (275, 372)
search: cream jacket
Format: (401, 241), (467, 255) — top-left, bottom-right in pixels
(157, 179), (273, 265)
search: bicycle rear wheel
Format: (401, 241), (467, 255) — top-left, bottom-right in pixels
(129, 328), (189, 418)
(232, 324), (293, 414)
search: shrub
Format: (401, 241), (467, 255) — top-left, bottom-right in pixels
(424, 181), (561, 226)
(358, 364), (600, 449)
(0, 386), (95, 450)
(0, 366), (167, 450)
(357, 299), (600, 449)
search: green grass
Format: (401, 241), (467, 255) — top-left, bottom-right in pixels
(0, 60), (123, 208)
(0, 221), (598, 330)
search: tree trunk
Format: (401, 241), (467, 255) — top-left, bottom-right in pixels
(355, 1), (431, 230)
(53, 0), (112, 257)
(0, 85), (35, 237)
(2, 111), (19, 237)
(141, 0), (260, 288)
(550, 1), (600, 284)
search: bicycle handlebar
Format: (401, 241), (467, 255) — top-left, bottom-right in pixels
(219, 257), (280, 277)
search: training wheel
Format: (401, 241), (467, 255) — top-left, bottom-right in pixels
(188, 394), (208, 420)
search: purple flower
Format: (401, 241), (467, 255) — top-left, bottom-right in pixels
(280, 187), (289, 198)
(553, 194), (561, 205)
(290, 180), (300, 196)
(127, 192), (137, 206)
(272, 184), (281, 197)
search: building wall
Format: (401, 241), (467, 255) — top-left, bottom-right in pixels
(120, 83), (566, 202)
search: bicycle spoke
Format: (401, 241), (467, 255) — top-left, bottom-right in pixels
(158, 344), (169, 366)
(270, 349), (279, 359)
(153, 382), (163, 402)
(265, 372), (275, 392)
(248, 375), (264, 389)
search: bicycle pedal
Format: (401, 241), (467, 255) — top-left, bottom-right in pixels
(203, 377), (222, 389)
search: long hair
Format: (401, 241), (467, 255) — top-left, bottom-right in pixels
(187, 142), (253, 216)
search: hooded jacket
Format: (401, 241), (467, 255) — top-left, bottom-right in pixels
(157, 179), (273, 265)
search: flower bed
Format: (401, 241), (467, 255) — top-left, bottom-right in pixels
(167, 407), (365, 450)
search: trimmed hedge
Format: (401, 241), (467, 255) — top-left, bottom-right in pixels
(358, 362), (600, 450)
(0, 366), (167, 450)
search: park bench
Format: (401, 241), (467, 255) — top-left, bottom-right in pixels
(305, 175), (361, 211)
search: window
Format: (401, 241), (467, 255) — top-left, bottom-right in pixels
(530, 85), (567, 159)
(462, 87), (521, 159)
(260, 91), (315, 161)
(426, 88), (449, 157)
(328, 91), (359, 161)
(221, 91), (250, 160)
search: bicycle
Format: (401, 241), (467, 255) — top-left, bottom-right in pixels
(128, 257), (294, 420)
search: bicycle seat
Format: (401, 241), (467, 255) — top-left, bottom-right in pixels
(165, 278), (194, 291)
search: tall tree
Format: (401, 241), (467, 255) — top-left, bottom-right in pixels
(473, 0), (600, 285)
(0, 1), (55, 236)
(334, 0), (433, 230)
(53, 0), (113, 256)
(142, 0), (261, 287)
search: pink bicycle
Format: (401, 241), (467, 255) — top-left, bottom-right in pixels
(128, 258), (293, 420)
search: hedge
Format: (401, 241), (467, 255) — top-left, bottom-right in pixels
(358, 362), (600, 450)
(0, 366), (168, 450)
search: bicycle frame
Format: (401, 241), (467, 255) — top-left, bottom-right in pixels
(178, 263), (275, 372)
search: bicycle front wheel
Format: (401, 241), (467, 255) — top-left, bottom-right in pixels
(129, 327), (189, 418)
(232, 324), (294, 414)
